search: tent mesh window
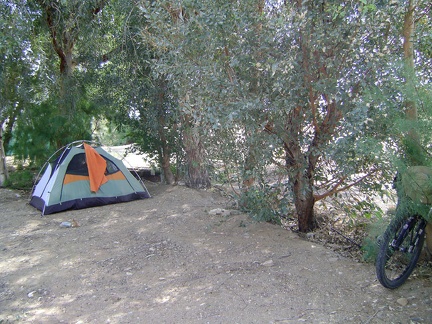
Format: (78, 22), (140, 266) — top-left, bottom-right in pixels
(66, 153), (119, 176)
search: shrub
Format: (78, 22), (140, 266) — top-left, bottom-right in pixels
(4, 169), (35, 191)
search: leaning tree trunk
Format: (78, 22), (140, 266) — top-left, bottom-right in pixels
(0, 127), (9, 187)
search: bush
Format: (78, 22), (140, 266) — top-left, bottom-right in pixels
(238, 183), (293, 225)
(4, 169), (35, 191)
(362, 215), (390, 263)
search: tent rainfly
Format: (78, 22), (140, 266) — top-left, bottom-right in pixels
(30, 141), (150, 215)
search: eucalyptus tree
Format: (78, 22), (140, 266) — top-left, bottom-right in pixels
(140, 0), (407, 231)
(32, 0), (107, 105)
(86, 0), (179, 184)
(263, 1), (396, 231)
(274, 0), (432, 231)
(0, 0), (35, 184)
(17, 0), (109, 149)
(138, 0), (214, 188)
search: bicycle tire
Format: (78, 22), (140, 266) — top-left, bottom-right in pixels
(376, 213), (426, 289)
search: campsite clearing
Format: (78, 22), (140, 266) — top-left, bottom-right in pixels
(1, 183), (432, 323)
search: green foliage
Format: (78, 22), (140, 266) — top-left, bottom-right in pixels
(239, 182), (293, 225)
(362, 215), (388, 263)
(10, 99), (93, 162)
(93, 118), (130, 146)
(4, 168), (34, 190)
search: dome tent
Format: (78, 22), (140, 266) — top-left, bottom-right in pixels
(30, 141), (150, 215)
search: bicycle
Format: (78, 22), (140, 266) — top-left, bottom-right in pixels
(376, 166), (431, 289)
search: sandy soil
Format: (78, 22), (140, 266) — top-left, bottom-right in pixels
(1, 183), (431, 323)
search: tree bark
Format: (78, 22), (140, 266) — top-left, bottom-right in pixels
(155, 78), (176, 185)
(292, 164), (316, 232)
(2, 105), (19, 153)
(0, 127), (9, 187)
(402, 0), (419, 145)
(182, 115), (211, 189)
(160, 147), (175, 185)
(158, 115), (175, 185)
(158, 116), (175, 185)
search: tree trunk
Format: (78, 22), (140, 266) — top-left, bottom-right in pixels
(402, 0), (423, 165)
(158, 118), (175, 185)
(291, 157), (316, 232)
(160, 147), (175, 185)
(0, 127), (9, 187)
(182, 115), (211, 189)
(242, 130), (257, 189)
(239, 0), (266, 190)
(156, 78), (175, 185)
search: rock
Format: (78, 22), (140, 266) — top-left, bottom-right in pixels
(306, 232), (316, 239)
(208, 208), (231, 217)
(60, 221), (72, 228)
(396, 297), (408, 306)
(262, 259), (274, 267)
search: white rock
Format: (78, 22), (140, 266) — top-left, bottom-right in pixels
(208, 208), (231, 216)
(60, 221), (72, 228)
(396, 297), (408, 306)
(306, 232), (315, 239)
(262, 259), (274, 267)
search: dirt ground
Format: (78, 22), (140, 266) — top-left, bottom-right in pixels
(1, 183), (432, 323)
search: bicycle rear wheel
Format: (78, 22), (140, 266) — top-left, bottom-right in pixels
(376, 214), (426, 289)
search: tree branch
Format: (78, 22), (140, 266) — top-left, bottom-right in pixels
(314, 169), (378, 201)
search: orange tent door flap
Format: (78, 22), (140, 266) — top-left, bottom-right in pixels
(84, 143), (108, 192)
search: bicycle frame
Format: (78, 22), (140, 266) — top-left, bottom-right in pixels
(391, 216), (427, 253)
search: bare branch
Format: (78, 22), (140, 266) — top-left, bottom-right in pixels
(314, 169), (378, 201)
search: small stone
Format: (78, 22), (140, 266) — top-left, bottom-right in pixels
(60, 221), (72, 228)
(306, 233), (315, 239)
(208, 208), (231, 216)
(262, 259), (274, 267)
(396, 297), (408, 306)
(27, 291), (36, 298)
